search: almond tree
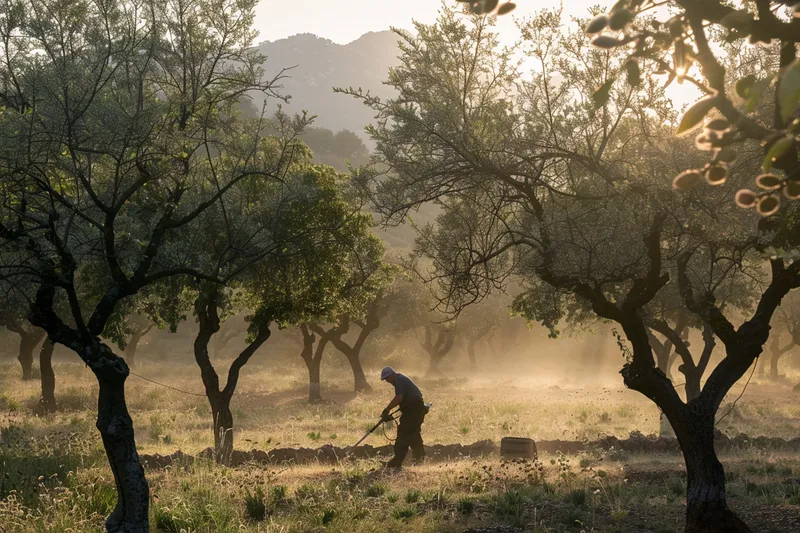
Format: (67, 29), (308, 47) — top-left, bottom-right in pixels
(347, 8), (800, 531)
(0, 288), (44, 380)
(0, 0), (298, 529)
(767, 289), (800, 379)
(188, 162), (384, 458)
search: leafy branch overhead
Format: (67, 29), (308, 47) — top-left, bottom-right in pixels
(584, 0), (800, 215)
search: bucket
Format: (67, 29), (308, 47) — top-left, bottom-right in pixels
(500, 437), (537, 460)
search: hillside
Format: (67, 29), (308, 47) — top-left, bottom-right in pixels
(254, 31), (402, 144)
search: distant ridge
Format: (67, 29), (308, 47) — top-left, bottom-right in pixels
(252, 31), (402, 144)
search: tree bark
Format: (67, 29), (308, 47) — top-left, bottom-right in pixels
(18, 330), (44, 380)
(305, 355), (323, 402)
(209, 392), (234, 463)
(301, 324), (331, 402)
(345, 352), (371, 392)
(38, 338), (57, 413)
(124, 332), (144, 369)
(769, 342), (793, 381)
(94, 350), (149, 533)
(672, 409), (750, 533)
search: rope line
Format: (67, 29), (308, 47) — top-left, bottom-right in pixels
(129, 371), (207, 397)
(138, 353), (192, 368)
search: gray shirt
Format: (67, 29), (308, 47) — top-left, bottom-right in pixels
(394, 373), (422, 407)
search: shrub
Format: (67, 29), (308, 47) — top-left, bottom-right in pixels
(457, 497), (475, 515)
(568, 488), (586, 507)
(244, 486), (269, 521)
(392, 506), (416, 520)
(405, 489), (421, 503)
(366, 483), (387, 498)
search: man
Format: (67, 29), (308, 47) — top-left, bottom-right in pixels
(380, 366), (426, 468)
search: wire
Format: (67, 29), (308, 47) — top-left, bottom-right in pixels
(138, 353), (191, 368)
(715, 361), (757, 426)
(129, 371), (207, 397)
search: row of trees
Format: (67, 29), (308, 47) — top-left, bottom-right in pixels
(0, 0), (402, 529)
(1, 1), (797, 532)
(343, 5), (800, 533)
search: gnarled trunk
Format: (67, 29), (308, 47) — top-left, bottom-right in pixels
(18, 331), (43, 380)
(670, 409), (750, 533)
(467, 338), (477, 371)
(304, 356), (323, 402)
(124, 333), (143, 369)
(345, 353), (371, 392)
(94, 352), (149, 533)
(426, 352), (444, 376)
(209, 392), (234, 464)
(38, 338), (57, 413)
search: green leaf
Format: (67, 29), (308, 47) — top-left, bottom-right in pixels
(608, 8), (633, 31)
(585, 14), (608, 34)
(625, 60), (641, 87)
(676, 97), (716, 135)
(720, 10), (753, 30)
(496, 2), (516, 15)
(778, 59), (800, 123)
(592, 78), (615, 108)
(762, 136), (794, 171)
(672, 169), (703, 190)
(744, 75), (775, 113)
(592, 36), (623, 48)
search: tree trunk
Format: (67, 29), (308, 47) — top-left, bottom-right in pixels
(305, 356), (323, 402)
(345, 353), (372, 392)
(684, 367), (702, 403)
(426, 352), (443, 377)
(770, 352), (781, 381)
(38, 338), (57, 413)
(210, 393), (234, 464)
(18, 332), (40, 380)
(94, 356), (149, 533)
(671, 409), (750, 533)
(467, 338), (477, 371)
(124, 333), (143, 369)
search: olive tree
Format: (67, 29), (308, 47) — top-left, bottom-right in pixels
(189, 161), (384, 458)
(0, 0), (299, 529)
(0, 286), (44, 380)
(346, 8), (800, 531)
(582, 1), (800, 213)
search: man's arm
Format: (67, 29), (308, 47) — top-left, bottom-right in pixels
(383, 394), (403, 418)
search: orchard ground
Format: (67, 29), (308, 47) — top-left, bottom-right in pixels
(3, 360), (800, 532)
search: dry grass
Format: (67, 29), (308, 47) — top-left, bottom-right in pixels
(2, 358), (800, 532)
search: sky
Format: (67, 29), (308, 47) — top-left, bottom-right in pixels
(254, 0), (599, 45)
(253, 0), (701, 109)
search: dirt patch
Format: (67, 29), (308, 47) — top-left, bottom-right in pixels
(139, 431), (800, 469)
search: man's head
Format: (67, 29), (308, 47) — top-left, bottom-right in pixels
(380, 366), (396, 384)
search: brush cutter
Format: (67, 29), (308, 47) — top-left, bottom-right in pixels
(350, 402), (432, 448)
(351, 408), (399, 448)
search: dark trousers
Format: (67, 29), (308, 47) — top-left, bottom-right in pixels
(388, 398), (425, 467)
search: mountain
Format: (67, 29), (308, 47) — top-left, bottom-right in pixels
(254, 31), (403, 144)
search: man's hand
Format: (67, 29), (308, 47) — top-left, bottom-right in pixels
(381, 408), (393, 422)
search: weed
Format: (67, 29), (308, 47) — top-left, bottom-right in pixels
(457, 497), (475, 515)
(272, 485), (287, 503)
(568, 488), (586, 507)
(392, 506), (416, 520)
(244, 485), (269, 521)
(307, 431), (321, 441)
(405, 489), (421, 503)
(321, 508), (336, 525)
(366, 483), (387, 498)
